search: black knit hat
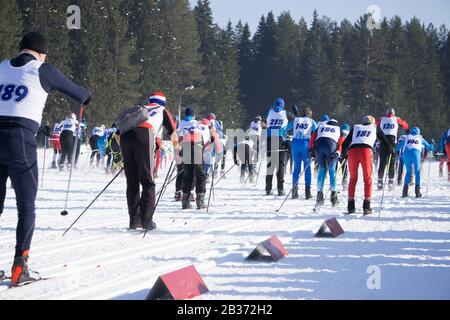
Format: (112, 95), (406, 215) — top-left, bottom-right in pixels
(19, 32), (48, 54)
(185, 107), (195, 117)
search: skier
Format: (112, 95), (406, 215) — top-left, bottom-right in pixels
(376, 108), (409, 191)
(58, 112), (79, 171)
(265, 98), (294, 196)
(398, 127), (434, 198)
(208, 113), (226, 177)
(291, 105), (317, 199)
(105, 125), (121, 174)
(233, 136), (258, 184)
(309, 119), (345, 207)
(89, 125), (105, 167)
(247, 115), (266, 160)
(0, 32), (90, 286)
(74, 118), (87, 168)
(439, 128), (450, 181)
(342, 116), (394, 215)
(396, 129), (411, 186)
(119, 91), (176, 230)
(179, 107), (209, 210)
(51, 121), (63, 168)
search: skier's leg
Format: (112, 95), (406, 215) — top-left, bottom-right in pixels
(412, 150), (421, 187)
(347, 149), (359, 200)
(361, 148), (373, 200)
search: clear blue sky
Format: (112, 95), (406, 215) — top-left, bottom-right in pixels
(188, 0), (450, 33)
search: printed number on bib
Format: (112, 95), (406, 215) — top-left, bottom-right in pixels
(296, 123), (309, 130)
(270, 119), (284, 127)
(356, 130), (371, 138)
(382, 124), (395, 130)
(321, 127), (336, 133)
(0, 84), (29, 102)
(407, 139), (420, 145)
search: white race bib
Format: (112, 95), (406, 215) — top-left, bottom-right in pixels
(350, 124), (377, 148)
(293, 117), (313, 139)
(404, 134), (423, 151)
(380, 117), (399, 138)
(317, 124), (340, 142)
(267, 109), (288, 130)
(248, 121), (262, 137)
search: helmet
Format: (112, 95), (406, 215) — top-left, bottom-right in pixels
(386, 108), (395, 116)
(327, 119), (339, 126)
(273, 98), (285, 112)
(411, 127), (420, 136)
(68, 112), (76, 120)
(362, 115), (375, 125)
(341, 124), (351, 131)
(255, 115), (262, 122)
(321, 115), (330, 122)
(208, 113), (216, 120)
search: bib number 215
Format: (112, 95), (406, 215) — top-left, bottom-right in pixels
(0, 84), (29, 102)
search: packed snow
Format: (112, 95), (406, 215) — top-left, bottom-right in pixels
(0, 146), (449, 300)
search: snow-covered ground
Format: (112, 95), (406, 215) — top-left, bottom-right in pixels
(0, 146), (449, 300)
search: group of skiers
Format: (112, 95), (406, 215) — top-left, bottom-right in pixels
(0, 32), (449, 287)
(232, 98), (447, 216)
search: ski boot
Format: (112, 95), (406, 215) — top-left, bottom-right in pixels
(51, 161), (57, 169)
(347, 199), (356, 214)
(266, 189), (273, 196)
(377, 180), (383, 191)
(292, 187), (299, 199)
(11, 252), (42, 287)
(305, 186), (312, 200)
(174, 191), (182, 202)
(129, 214), (142, 230)
(402, 185), (408, 198)
(363, 200), (373, 216)
(415, 186), (422, 198)
(388, 180), (395, 191)
(397, 177), (402, 186)
(196, 193), (207, 210)
(189, 193), (196, 202)
(278, 189), (285, 196)
(316, 192), (324, 206)
(182, 193), (192, 209)
(330, 191), (338, 207)
(142, 219), (156, 231)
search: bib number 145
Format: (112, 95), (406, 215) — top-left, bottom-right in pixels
(0, 84), (29, 102)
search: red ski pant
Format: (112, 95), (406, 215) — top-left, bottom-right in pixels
(446, 143), (450, 175)
(348, 148), (373, 200)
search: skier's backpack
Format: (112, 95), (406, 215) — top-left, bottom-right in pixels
(115, 104), (149, 135)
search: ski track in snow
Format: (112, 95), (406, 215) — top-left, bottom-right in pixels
(0, 147), (449, 300)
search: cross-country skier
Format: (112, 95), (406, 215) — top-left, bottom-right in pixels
(58, 112), (79, 171)
(309, 119), (345, 207)
(208, 113), (227, 177)
(342, 116), (394, 215)
(0, 32), (91, 286)
(247, 115), (266, 160)
(74, 118), (87, 168)
(105, 125), (121, 174)
(265, 98), (294, 196)
(291, 105), (317, 199)
(396, 129), (411, 186)
(178, 107), (209, 210)
(376, 108), (409, 191)
(89, 125), (105, 167)
(234, 136), (258, 184)
(119, 91), (176, 230)
(439, 128), (450, 181)
(398, 127), (434, 198)
(51, 121), (63, 168)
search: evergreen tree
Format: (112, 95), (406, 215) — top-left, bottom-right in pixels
(0, 0), (22, 60)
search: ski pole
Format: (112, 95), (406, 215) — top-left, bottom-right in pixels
(254, 161), (262, 187)
(61, 106), (84, 216)
(41, 136), (47, 188)
(425, 152), (432, 197)
(213, 164), (237, 187)
(156, 168), (184, 196)
(143, 160), (175, 238)
(63, 167), (124, 236)
(276, 161), (312, 212)
(206, 165), (216, 214)
(378, 153), (392, 218)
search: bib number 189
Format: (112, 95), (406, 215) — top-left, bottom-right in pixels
(0, 84), (29, 102)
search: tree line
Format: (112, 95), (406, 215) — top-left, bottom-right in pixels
(0, 0), (448, 138)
